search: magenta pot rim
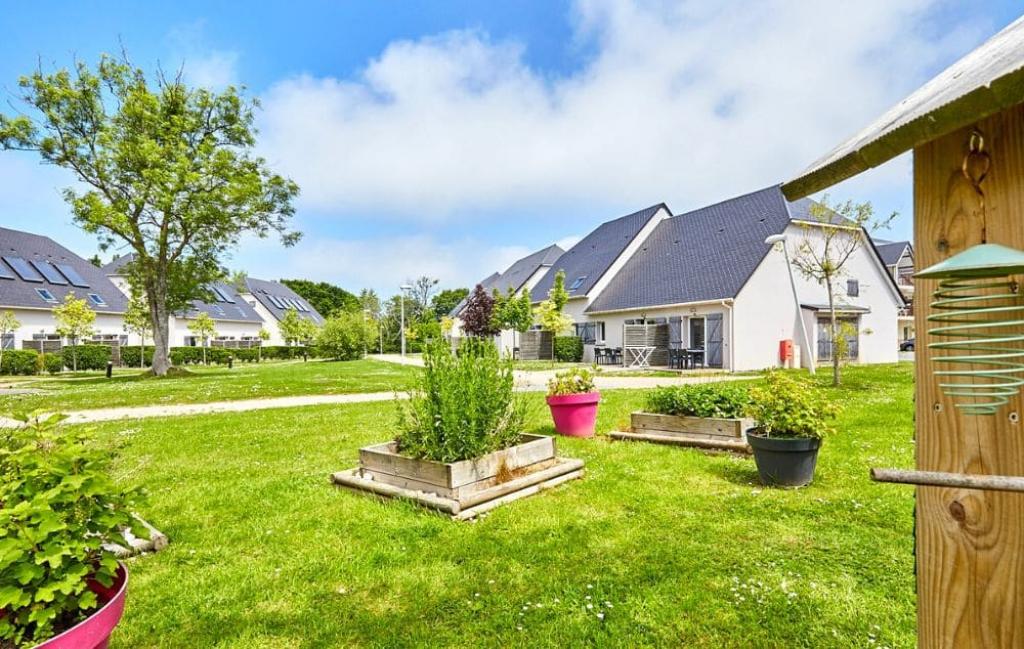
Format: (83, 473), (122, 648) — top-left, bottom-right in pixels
(546, 392), (601, 405)
(33, 563), (128, 649)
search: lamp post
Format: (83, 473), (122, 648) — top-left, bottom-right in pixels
(764, 234), (815, 374)
(399, 284), (413, 357)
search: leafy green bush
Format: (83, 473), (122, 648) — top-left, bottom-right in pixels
(41, 353), (64, 374)
(120, 345), (154, 368)
(553, 336), (583, 362)
(0, 350), (39, 376)
(61, 344), (111, 371)
(396, 338), (524, 462)
(0, 412), (144, 646)
(745, 371), (839, 439)
(644, 383), (752, 418)
(547, 367), (597, 396)
(317, 312), (375, 361)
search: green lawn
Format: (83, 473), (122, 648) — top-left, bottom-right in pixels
(0, 359), (419, 412)
(513, 360), (589, 371)
(97, 363), (916, 647)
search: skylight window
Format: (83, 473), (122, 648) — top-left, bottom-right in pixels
(569, 276), (587, 291)
(36, 288), (57, 303)
(212, 305), (226, 317)
(87, 293), (107, 307)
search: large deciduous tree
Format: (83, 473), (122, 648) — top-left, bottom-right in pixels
(431, 287), (469, 320)
(0, 55), (299, 376)
(281, 279), (359, 317)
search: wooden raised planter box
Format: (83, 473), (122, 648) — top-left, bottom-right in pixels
(332, 434), (584, 520)
(609, 412), (753, 454)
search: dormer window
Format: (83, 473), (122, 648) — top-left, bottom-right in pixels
(36, 288), (57, 303)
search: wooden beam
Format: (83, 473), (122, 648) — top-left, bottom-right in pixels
(871, 468), (1024, 493)
(914, 103), (1024, 648)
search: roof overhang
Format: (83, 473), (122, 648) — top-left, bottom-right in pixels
(781, 15), (1024, 200)
(801, 303), (871, 314)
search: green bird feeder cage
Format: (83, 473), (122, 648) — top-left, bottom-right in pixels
(917, 243), (1024, 415)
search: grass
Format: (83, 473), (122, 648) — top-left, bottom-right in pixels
(0, 359), (419, 412)
(94, 363), (915, 647)
(513, 360), (588, 371)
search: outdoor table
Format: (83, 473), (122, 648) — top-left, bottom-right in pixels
(686, 348), (705, 368)
(625, 345), (655, 368)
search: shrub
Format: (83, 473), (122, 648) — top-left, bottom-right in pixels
(396, 338), (524, 462)
(644, 383), (752, 419)
(120, 345), (154, 368)
(0, 349), (39, 376)
(553, 336), (583, 362)
(61, 344), (110, 371)
(0, 412), (144, 646)
(745, 371), (839, 439)
(547, 367), (596, 396)
(41, 352), (64, 374)
(317, 312), (375, 361)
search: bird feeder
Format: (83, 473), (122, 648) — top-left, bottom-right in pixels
(916, 242), (1024, 415)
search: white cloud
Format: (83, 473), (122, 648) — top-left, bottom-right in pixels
(555, 234), (583, 252)
(258, 0), (985, 222)
(182, 51), (239, 89)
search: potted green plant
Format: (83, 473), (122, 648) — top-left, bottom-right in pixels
(546, 368), (600, 437)
(744, 371), (839, 487)
(0, 411), (145, 649)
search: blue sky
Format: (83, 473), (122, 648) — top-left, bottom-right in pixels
(1, 1), (1020, 297)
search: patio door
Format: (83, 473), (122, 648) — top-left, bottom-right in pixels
(689, 317), (705, 349)
(706, 313), (723, 368)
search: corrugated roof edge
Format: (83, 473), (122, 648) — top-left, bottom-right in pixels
(781, 17), (1024, 200)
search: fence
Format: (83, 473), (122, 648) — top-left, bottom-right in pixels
(622, 324), (670, 366)
(519, 330), (554, 360)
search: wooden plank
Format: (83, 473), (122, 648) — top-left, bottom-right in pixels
(610, 431), (752, 454)
(358, 441), (449, 487)
(446, 435), (555, 487)
(914, 105), (1024, 648)
(630, 412), (750, 438)
(332, 468), (461, 514)
(453, 468), (585, 521)
(366, 458), (559, 500)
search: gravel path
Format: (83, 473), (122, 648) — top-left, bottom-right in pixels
(0, 358), (753, 426)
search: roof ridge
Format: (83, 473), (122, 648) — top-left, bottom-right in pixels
(669, 184), (780, 220)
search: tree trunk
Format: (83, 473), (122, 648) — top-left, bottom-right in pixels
(148, 279), (172, 376)
(72, 338), (78, 372)
(826, 280), (840, 386)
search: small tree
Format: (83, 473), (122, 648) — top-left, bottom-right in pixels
(123, 292), (151, 368)
(297, 318), (320, 346)
(409, 276), (440, 317)
(789, 196), (895, 386)
(187, 312), (218, 364)
(257, 327), (271, 362)
(536, 270), (573, 335)
(278, 307), (305, 346)
(461, 284), (498, 337)
(0, 310), (20, 372)
(54, 293), (96, 371)
(317, 312), (375, 360)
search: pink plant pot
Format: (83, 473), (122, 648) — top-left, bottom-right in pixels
(34, 564), (128, 649)
(546, 392), (601, 437)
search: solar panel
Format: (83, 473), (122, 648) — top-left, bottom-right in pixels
(30, 260), (68, 285)
(268, 295), (284, 308)
(293, 300), (307, 312)
(0, 262), (13, 280)
(3, 257), (44, 282)
(209, 286), (228, 303)
(219, 287), (236, 304)
(53, 263), (90, 288)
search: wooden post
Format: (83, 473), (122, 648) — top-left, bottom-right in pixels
(914, 104), (1024, 647)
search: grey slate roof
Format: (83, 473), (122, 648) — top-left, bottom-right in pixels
(531, 204), (666, 302)
(184, 281), (263, 324)
(585, 186), (797, 313)
(244, 277), (324, 324)
(101, 253), (136, 275)
(783, 15), (1024, 199)
(0, 226), (129, 313)
(874, 241), (910, 267)
(451, 247), (563, 317)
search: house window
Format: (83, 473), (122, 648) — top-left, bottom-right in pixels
(818, 317), (860, 360)
(87, 293), (107, 307)
(689, 317), (706, 349)
(35, 288), (57, 303)
(847, 279), (860, 297)
(574, 322), (604, 344)
(1, 333), (13, 350)
(569, 276), (587, 291)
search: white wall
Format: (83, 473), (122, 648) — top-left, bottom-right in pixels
(168, 315), (262, 347)
(3, 308), (129, 348)
(733, 224), (901, 371)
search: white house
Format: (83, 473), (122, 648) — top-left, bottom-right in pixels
(239, 277), (324, 345)
(874, 240), (915, 344)
(0, 226), (129, 350)
(462, 186), (904, 371)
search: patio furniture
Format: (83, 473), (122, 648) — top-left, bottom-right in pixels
(513, 347), (520, 360)
(687, 348), (705, 368)
(612, 347), (623, 365)
(594, 347), (607, 365)
(625, 345), (655, 368)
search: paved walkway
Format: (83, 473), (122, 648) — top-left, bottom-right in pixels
(0, 358), (752, 426)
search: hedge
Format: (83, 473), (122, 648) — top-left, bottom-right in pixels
(120, 346), (155, 368)
(0, 350), (40, 376)
(41, 353), (64, 375)
(554, 336), (583, 363)
(61, 345), (111, 371)
(119, 344), (320, 367)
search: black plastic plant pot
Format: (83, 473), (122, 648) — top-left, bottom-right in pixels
(746, 430), (822, 487)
